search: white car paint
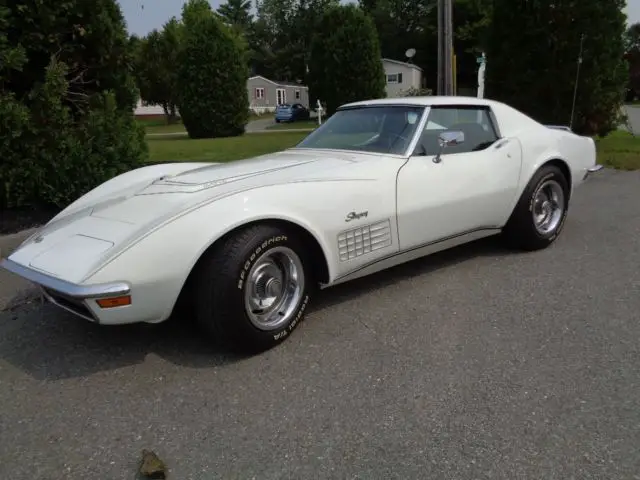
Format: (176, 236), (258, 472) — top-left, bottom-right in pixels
(396, 135), (523, 250)
(1, 96), (601, 326)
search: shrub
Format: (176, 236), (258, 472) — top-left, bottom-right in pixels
(308, 5), (386, 115)
(176, 0), (249, 139)
(0, 1), (147, 210)
(402, 86), (433, 97)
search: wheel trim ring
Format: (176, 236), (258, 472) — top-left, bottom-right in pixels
(243, 246), (305, 331)
(532, 179), (565, 235)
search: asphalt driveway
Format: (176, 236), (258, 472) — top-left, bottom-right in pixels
(1, 168), (639, 479)
(623, 104), (640, 134)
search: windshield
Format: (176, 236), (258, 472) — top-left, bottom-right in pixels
(295, 105), (425, 155)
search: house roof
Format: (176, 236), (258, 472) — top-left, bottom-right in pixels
(248, 75), (309, 89)
(382, 58), (423, 72)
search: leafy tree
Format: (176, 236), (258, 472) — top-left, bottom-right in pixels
(308, 4), (385, 115)
(132, 18), (182, 123)
(253, 0), (338, 81)
(360, 0), (491, 92)
(624, 22), (640, 100)
(485, 0), (628, 136)
(246, 17), (277, 76)
(132, 17), (181, 123)
(0, 1), (146, 210)
(624, 22), (640, 52)
(449, 0), (492, 91)
(359, 0), (433, 68)
(176, 0), (249, 138)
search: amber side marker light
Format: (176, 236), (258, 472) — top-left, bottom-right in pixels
(96, 295), (132, 308)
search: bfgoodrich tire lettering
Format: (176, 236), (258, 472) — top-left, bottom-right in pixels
(194, 224), (314, 352)
(503, 164), (569, 251)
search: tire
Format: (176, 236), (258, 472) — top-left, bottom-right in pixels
(194, 224), (314, 352)
(502, 164), (570, 251)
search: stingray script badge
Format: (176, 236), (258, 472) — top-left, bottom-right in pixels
(345, 211), (369, 222)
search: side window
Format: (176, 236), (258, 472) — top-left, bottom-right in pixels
(417, 106), (500, 156)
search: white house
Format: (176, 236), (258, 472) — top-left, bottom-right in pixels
(382, 58), (424, 97)
(133, 99), (166, 118)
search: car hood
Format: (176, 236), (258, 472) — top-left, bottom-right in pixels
(8, 149), (377, 283)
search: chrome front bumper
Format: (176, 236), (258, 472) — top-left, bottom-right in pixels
(583, 164), (604, 180)
(0, 258), (131, 323)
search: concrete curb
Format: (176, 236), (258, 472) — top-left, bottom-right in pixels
(0, 227), (38, 259)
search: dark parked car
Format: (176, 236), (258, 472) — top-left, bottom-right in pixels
(275, 103), (311, 123)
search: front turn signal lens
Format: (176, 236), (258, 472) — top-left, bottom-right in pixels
(96, 295), (131, 308)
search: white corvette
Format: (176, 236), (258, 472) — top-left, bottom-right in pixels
(1, 96), (603, 352)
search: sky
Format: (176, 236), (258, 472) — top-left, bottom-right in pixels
(118, 0), (640, 36)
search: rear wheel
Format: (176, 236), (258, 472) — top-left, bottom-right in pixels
(194, 224), (313, 352)
(502, 164), (570, 251)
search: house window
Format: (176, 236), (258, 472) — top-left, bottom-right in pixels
(386, 73), (403, 84)
(295, 89), (300, 100)
(255, 87), (265, 99)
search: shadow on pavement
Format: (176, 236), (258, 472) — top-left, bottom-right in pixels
(312, 235), (517, 310)
(0, 235), (516, 381)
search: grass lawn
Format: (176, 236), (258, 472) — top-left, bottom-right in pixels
(136, 117), (186, 135)
(266, 120), (318, 130)
(147, 131), (310, 163)
(145, 126), (639, 170)
(595, 130), (640, 170)
(138, 113), (273, 135)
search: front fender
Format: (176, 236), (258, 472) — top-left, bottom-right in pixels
(84, 178), (394, 320)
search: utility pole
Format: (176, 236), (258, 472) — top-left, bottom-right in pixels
(437, 0), (454, 95)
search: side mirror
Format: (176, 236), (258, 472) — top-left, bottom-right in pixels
(433, 130), (465, 163)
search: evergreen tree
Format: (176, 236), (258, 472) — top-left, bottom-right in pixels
(217, 0), (254, 31)
(176, 0), (249, 138)
(485, 0), (628, 136)
(308, 4), (386, 115)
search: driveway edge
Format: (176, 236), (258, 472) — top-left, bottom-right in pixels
(0, 227), (38, 259)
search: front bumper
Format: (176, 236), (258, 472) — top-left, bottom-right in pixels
(0, 258), (130, 323)
(583, 164), (604, 180)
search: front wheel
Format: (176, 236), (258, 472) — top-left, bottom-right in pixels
(502, 164), (570, 251)
(194, 224), (313, 352)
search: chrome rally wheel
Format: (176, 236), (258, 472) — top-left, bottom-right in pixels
(244, 246), (305, 331)
(532, 179), (566, 235)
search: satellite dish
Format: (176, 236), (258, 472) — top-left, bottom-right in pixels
(405, 48), (416, 59)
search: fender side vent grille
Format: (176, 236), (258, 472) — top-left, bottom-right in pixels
(338, 219), (392, 262)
